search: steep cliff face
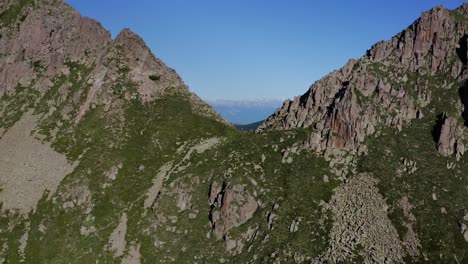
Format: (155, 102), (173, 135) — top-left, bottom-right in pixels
(259, 4), (468, 158)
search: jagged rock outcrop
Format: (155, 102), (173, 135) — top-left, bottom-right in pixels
(437, 114), (457, 155)
(436, 113), (465, 160)
(209, 181), (258, 241)
(0, 1), (467, 262)
(112, 28), (185, 101)
(258, 4), (468, 157)
(369, 5), (468, 75)
(0, 0), (227, 127)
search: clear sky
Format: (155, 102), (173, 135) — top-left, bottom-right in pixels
(66, 0), (465, 101)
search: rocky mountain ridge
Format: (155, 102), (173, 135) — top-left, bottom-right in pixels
(0, 0), (226, 133)
(259, 4), (468, 162)
(0, 1), (466, 263)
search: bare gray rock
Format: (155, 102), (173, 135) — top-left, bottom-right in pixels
(108, 213), (128, 258)
(436, 113), (466, 160)
(122, 243), (141, 264)
(209, 182), (258, 241)
(0, 112), (76, 215)
(175, 182), (193, 211)
(0, 0), (228, 128)
(437, 114), (458, 156)
(318, 173), (405, 263)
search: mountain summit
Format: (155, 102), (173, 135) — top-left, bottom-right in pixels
(0, 0), (226, 128)
(259, 4), (468, 157)
(0, 1), (467, 263)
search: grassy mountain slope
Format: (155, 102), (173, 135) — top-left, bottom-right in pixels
(0, 1), (467, 263)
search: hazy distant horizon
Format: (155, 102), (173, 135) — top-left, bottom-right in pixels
(206, 98), (284, 124)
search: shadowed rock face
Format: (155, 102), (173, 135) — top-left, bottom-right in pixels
(258, 4), (468, 157)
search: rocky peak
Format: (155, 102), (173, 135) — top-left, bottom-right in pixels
(456, 2), (468, 16)
(367, 4), (464, 75)
(0, 0), (228, 125)
(0, 0), (111, 94)
(259, 3), (468, 159)
(109, 27), (186, 101)
(0, 2), (467, 263)
(113, 27), (155, 70)
(115, 28), (148, 51)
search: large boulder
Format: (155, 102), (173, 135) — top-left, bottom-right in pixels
(436, 113), (465, 160)
(209, 181), (258, 240)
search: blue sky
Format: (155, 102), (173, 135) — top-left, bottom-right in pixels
(66, 0), (465, 101)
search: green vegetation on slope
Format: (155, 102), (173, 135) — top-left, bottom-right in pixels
(0, 87), (338, 262)
(358, 76), (468, 263)
(234, 120), (264, 131)
(0, 0), (34, 26)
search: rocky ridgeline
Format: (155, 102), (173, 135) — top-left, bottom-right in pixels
(0, 0), (226, 126)
(258, 4), (468, 160)
(0, 1), (467, 262)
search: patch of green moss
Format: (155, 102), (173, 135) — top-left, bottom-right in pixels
(32, 61), (94, 156)
(0, 0), (34, 26)
(450, 10), (468, 25)
(0, 83), (39, 129)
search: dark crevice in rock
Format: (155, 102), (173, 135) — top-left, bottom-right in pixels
(326, 86), (348, 116)
(456, 35), (468, 65)
(459, 82), (468, 126)
(431, 113), (445, 146)
(298, 88), (311, 108)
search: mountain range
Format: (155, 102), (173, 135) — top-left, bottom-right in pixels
(0, 0), (467, 263)
(207, 99), (283, 125)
